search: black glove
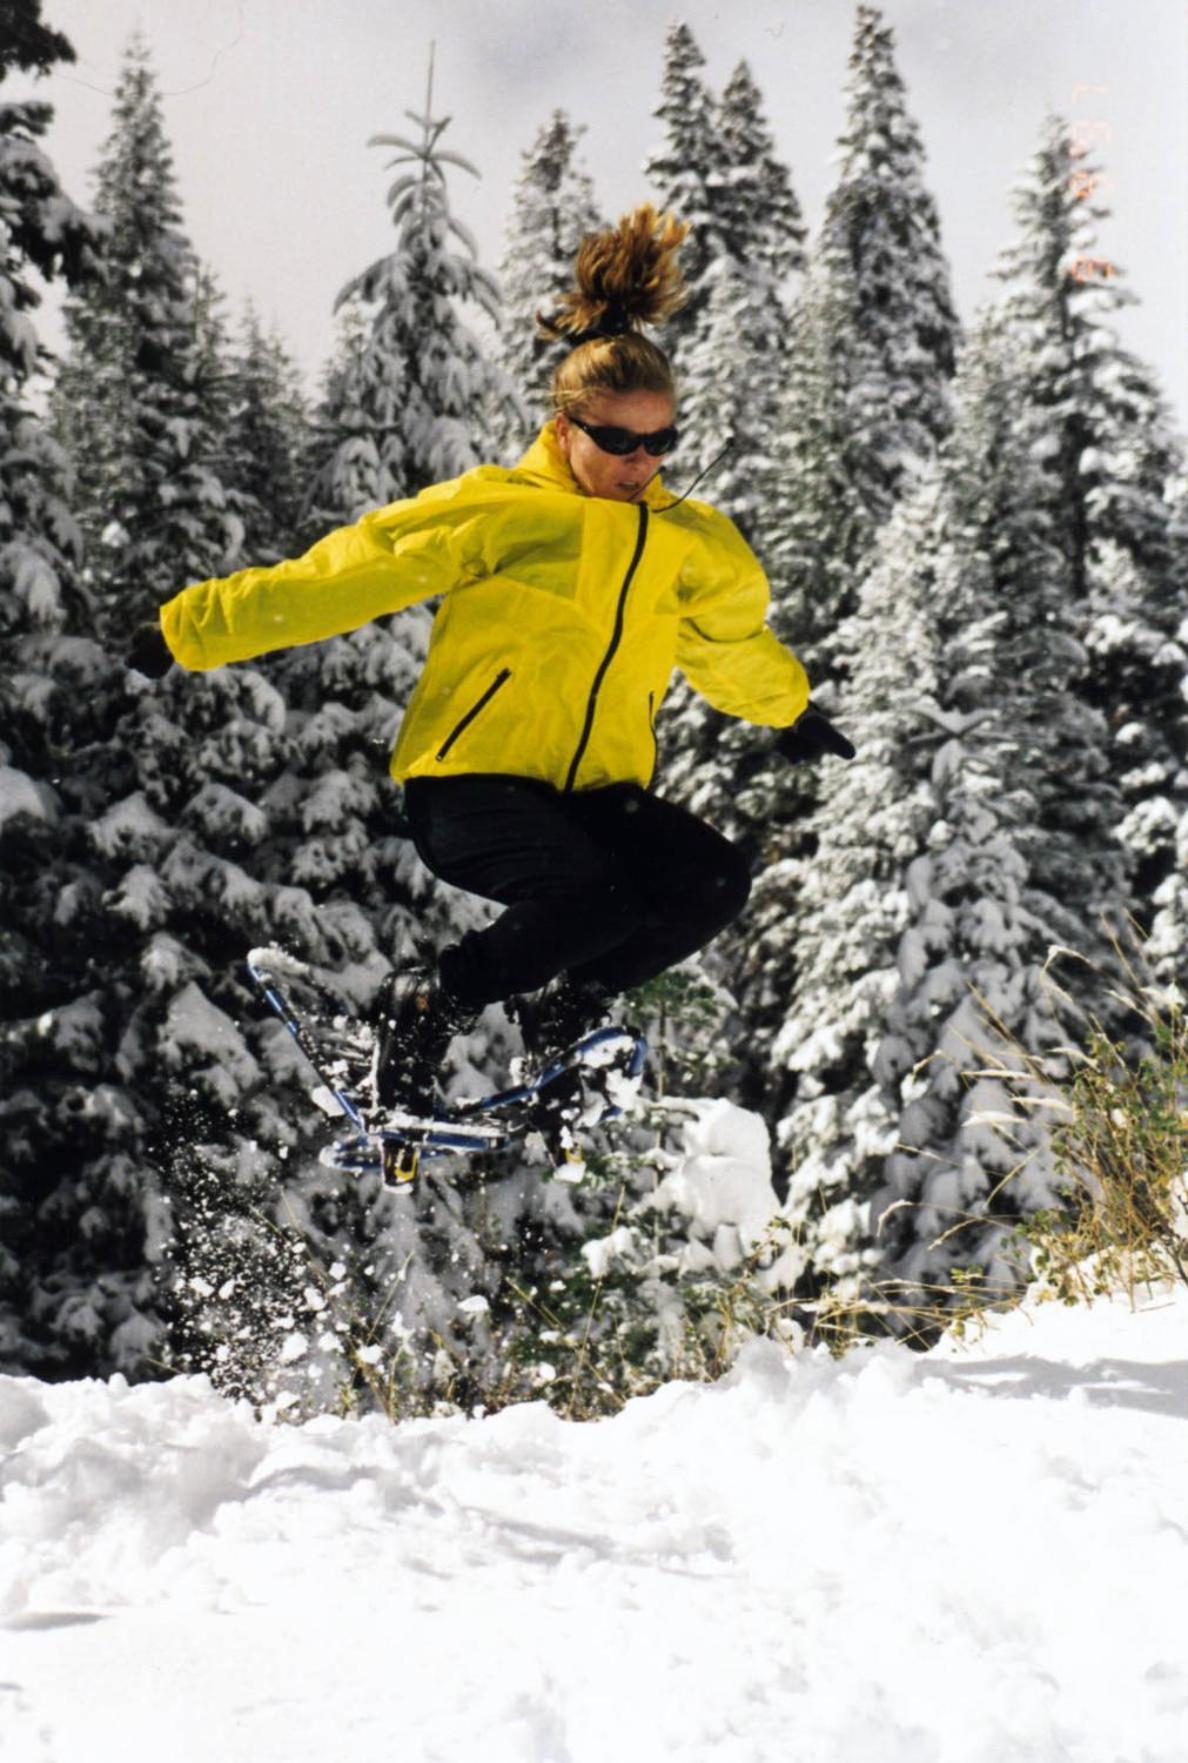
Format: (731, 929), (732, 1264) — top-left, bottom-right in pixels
(773, 704), (856, 765)
(128, 620), (174, 679)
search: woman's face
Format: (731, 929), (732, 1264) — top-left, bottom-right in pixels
(554, 388), (677, 503)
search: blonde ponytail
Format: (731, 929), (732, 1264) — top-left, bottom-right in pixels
(538, 203), (688, 413)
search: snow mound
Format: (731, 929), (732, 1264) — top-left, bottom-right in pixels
(3, 1286), (1188, 1761)
(647, 1096), (775, 1246)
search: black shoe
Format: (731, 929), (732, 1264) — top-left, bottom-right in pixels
(370, 965), (476, 1116)
(512, 975), (613, 1067)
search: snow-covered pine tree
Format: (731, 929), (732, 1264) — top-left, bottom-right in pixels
(317, 51), (520, 510)
(755, 293), (1134, 1334)
(494, 109), (600, 459)
(189, 262), (254, 563)
(51, 30), (240, 637)
(5, 529), (332, 1383)
(643, 21), (724, 369)
(0, 0), (99, 645)
(701, 1), (952, 890)
(770, 0), (960, 672)
(220, 304), (311, 565)
(711, 4), (962, 1108)
(715, 60), (806, 290)
(655, 57), (806, 844)
(0, 5), (167, 1376)
(669, 57), (804, 536)
(826, 2), (960, 510)
(300, 298), (374, 543)
(861, 307), (1125, 1334)
(0, 28), (337, 1379)
(990, 114), (1188, 983)
(749, 481), (943, 1247)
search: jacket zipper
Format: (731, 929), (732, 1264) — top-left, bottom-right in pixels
(647, 691), (657, 776)
(564, 504), (649, 793)
(435, 667), (511, 762)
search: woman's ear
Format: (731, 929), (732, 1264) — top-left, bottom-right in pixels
(553, 411), (571, 457)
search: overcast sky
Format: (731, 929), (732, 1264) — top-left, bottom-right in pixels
(15, 0), (1188, 436)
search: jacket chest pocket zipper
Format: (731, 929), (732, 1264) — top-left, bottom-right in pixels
(436, 668), (512, 762)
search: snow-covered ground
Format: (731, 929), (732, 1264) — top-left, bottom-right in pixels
(3, 1284), (1187, 1763)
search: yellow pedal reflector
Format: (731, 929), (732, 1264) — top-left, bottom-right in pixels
(382, 1142), (420, 1185)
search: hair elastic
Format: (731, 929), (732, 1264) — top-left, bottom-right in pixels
(565, 307), (633, 349)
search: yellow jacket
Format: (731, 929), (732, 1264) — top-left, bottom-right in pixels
(160, 423), (809, 793)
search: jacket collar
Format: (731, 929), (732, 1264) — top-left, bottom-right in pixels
(512, 420), (669, 510)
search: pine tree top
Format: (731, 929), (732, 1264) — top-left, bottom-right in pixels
(346, 51), (500, 325)
(715, 59), (806, 282)
(317, 55), (519, 505)
(644, 19), (723, 287)
(91, 32), (185, 236)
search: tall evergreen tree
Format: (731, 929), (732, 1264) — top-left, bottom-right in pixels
(0, 0), (99, 642)
(676, 0), (959, 844)
(494, 109), (599, 458)
(220, 304), (310, 563)
(772, 1), (960, 668)
(715, 60), (806, 288)
(751, 480), (944, 1208)
(301, 298), (375, 540)
(828, 3), (960, 493)
(2, 28), (324, 1379)
(0, 3), (155, 1376)
(316, 53), (519, 513)
(673, 59), (805, 524)
(51, 30), (239, 637)
(703, 3), (961, 1105)
(862, 309), (1123, 1328)
(655, 56), (806, 843)
(757, 289), (1140, 1326)
(643, 21), (725, 366)
(991, 114), (1188, 977)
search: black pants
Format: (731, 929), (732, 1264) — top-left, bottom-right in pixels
(403, 775), (751, 1009)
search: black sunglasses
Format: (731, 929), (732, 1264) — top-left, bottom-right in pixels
(569, 415), (680, 457)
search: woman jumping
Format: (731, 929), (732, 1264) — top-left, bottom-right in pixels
(134, 205), (852, 1138)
